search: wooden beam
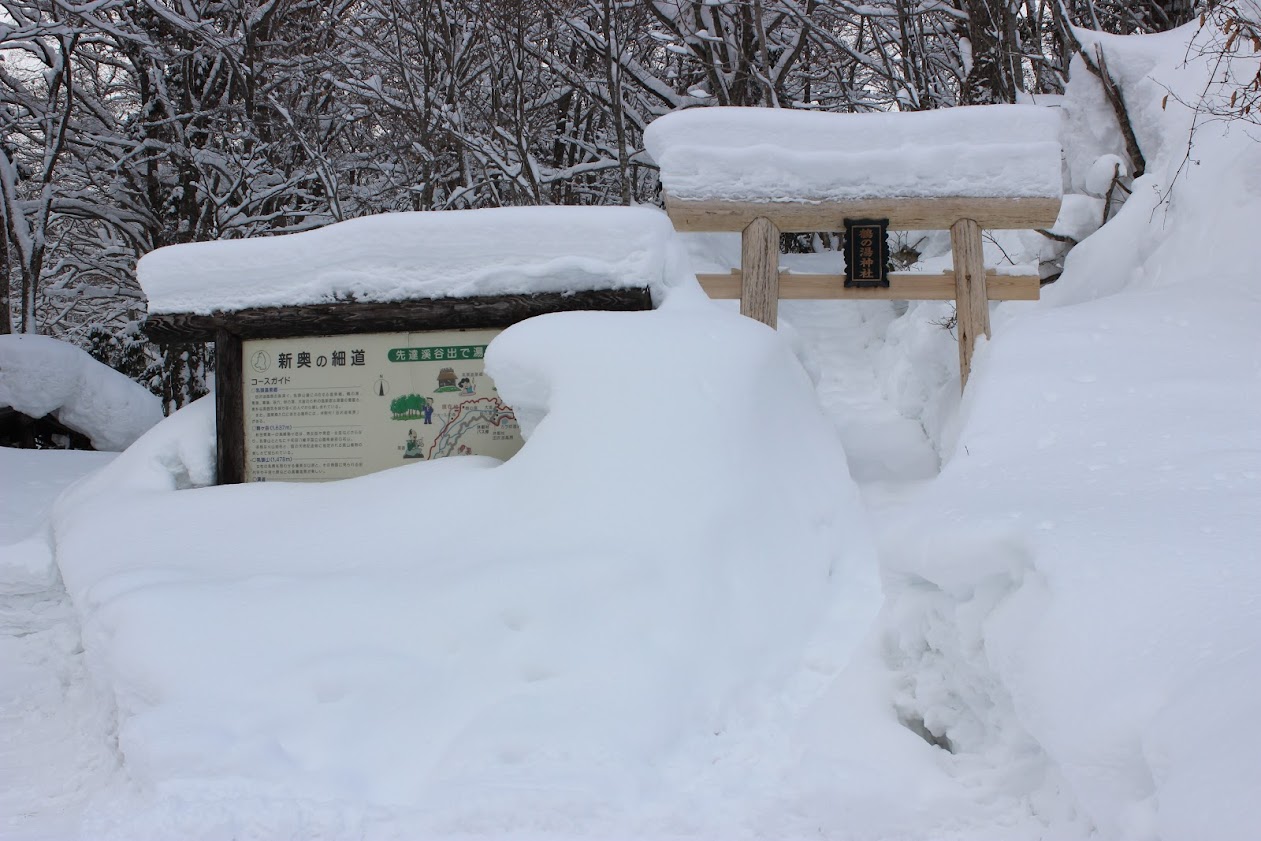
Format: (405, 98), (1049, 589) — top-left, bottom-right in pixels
(214, 329), (245, 485)
(741, 217), (780, 327)
(664, 194), (1062, 233)
(950, 218), (990, 389)
(143, 287), (655, 344)
(696, 270), (1039, 301)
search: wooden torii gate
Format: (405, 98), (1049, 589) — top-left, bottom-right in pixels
(645, 106), (1064, 388)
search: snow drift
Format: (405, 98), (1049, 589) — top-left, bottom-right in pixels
(875, 23), (1261, 841)
(53, 298), (881, 837)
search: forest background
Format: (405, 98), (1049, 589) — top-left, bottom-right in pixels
(0, 0), (1237, 409)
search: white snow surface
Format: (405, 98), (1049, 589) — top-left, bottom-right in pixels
(50, 297), (886, 838)
(0, 448), (116, 595)
(138, 206), (687, 315)
(875, 22), (1261, 841)
(5, 21), (1261, 841)
(1084, 152), (1128, 196)
(0, 334), (163, 451)
(0, 448), (118, 840)
(644, 104), (1063, 203)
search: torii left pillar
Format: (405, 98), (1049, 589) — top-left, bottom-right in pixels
(741, 217), (780, 328)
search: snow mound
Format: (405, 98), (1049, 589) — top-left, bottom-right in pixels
(877, 22), (1261, 841)
(644, 104), (1063, 203)
(52, 301), (881, 835)
(0, 334), (163, 451)
(138, 206), (688, 315)
(1083, 153), (1128, 197)
(57, 395), (217, 507)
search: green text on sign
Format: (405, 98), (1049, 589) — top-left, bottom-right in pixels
(388, 345), (487, 363)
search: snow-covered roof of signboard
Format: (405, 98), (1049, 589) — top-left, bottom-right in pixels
(643, 104), (1063, 230)
(137, 206), (684, 316)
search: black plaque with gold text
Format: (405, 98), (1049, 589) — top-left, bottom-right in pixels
(843, 219), (890, 287)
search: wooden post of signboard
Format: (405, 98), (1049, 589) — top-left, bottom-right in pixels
(950, 218), (990, 388)
(741, 217), (780, 328)
(215, 328), (246, 484)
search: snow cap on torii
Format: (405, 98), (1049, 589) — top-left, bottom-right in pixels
(644, 104), (1063, 232)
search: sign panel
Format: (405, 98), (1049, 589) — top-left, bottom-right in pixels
(843, 218), (891, 287)
(242, 329), (521, 482)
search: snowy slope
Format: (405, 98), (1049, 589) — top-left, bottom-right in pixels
(874, 24), (1261, 841)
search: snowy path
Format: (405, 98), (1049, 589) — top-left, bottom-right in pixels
(0, 587), (117, 840)
(0, 450), (118, 840)
(781, 300), (939, 483)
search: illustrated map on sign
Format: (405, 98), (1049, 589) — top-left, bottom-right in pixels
(242, 329), (522, 482)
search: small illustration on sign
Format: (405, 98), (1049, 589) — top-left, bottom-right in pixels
(250, 351), (270, 373)
(403, 429), (425, 459)
(435, 367), (458, 392)
(390, 394), (434, 423)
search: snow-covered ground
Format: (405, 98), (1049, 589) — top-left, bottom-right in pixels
(0, 448), (118, 841)
(3, 20), (1259, 841)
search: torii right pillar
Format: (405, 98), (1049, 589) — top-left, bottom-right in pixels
(950, 217), (990, 389)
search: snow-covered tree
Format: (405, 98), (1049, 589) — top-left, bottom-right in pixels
(1, 0), (1215, 402)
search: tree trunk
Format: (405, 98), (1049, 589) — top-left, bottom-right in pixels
(959, 0), (1021, 104)
(0, 227), (10, 333)
(602, 0), (633, 205)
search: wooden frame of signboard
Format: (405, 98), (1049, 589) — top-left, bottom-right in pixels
(143, 288), (653, 485)
(662, 194), (1061, 388)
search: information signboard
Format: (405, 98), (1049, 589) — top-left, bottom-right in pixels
(242, 328), (521, 482)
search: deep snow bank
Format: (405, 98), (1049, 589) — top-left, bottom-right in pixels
(0, 334), (163, 451)
(53, 299), (881, 836)
(877, 23), (1261, 841)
